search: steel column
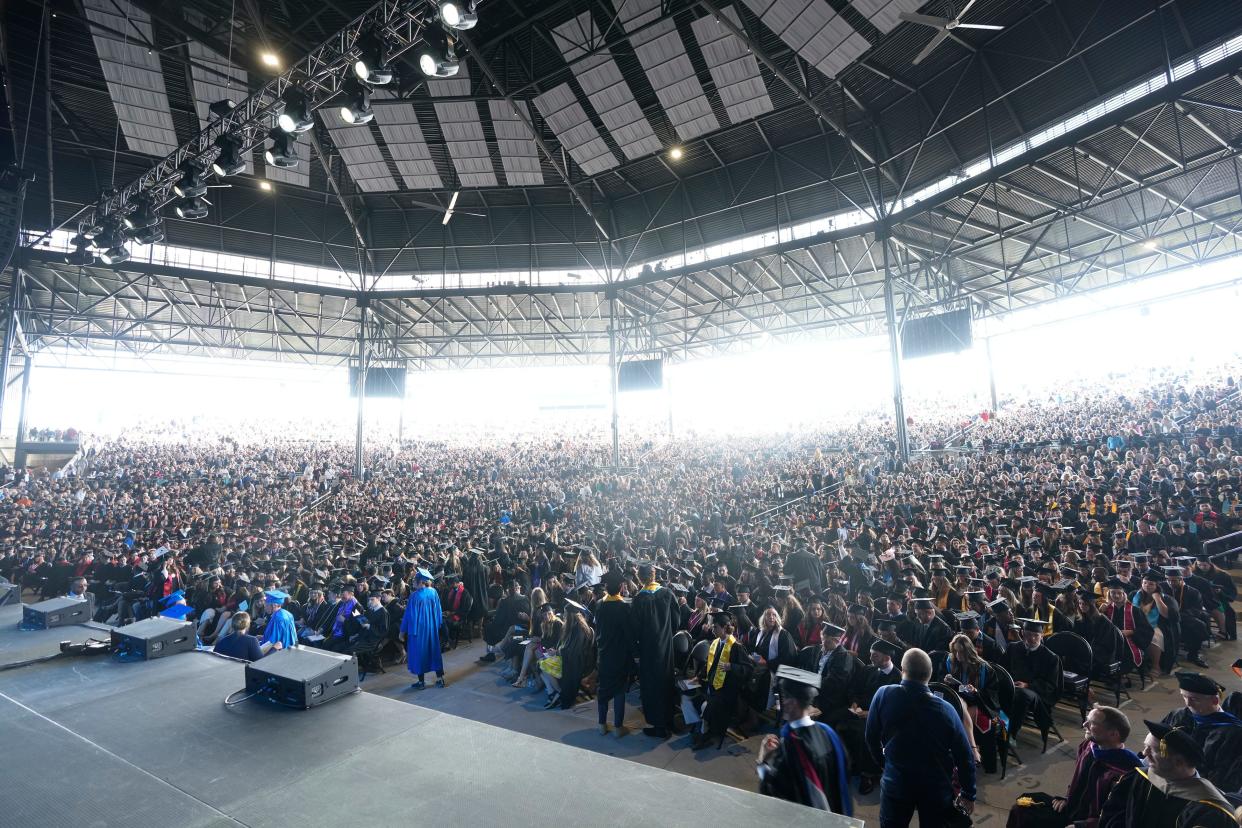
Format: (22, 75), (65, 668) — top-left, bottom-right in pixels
(881, 234), (909, 464)
(608, 292), (620, 468)
(0, 268), (22, 435)
(355, 302), (367, 479)
(985, 337), (998, 412)
(15, 355), (31, 466)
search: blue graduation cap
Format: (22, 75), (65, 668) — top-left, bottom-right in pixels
(415, 568), (434, 582)
(263, 589), (290, 605)
(160, 604), (194, 620)
(161, 590), (185, 608)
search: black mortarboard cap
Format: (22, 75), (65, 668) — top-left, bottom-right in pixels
(871, 639), (901, 659)
(1017, 617), (1046, 633)
(821, 622), (846, 636)
(1173, 671), (1222, 696)
(1143, 720), (1204, 766)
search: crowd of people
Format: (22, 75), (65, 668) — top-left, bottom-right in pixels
(2, 361), (1242, 826)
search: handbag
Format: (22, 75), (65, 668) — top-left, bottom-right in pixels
(539, 653), (563, 679)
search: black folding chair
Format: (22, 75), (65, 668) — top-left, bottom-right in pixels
(928, 650), (950, 683)
(1045, 632), (1092, 723)
(989, 660), (1020, 776)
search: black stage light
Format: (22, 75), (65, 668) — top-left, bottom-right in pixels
(68, 234), (95, 265)
(265, 128), (300, 167)
(123, 196), (158, 230)
(212, 134), (246, 177)
(130, 222), (165, 245)
(209, 98), (237, 118)
(98, 244), (130, 265)
(353, 32), (394, 85)
(339, 78), (374, 125)
(174, 197), (209, 220)
(278, 88), (315, 133)
(418, 27), (459, 78)
(438, 1), (478, 30)
(173, 162), (208, 199)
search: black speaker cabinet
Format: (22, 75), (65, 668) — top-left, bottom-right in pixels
(244, 646), (359, 709)
(21, 595), (95, 629)
(110, 616), (196, 660)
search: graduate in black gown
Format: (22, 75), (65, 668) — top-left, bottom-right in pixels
(631, 562), (680, 738)
(692, 610), (753, 749)
(758, 672), (853, 816)
(1099, 720), (1237, 828)
(594, 572), (634, 737)
(836, 638), (903, 794)
(898, 597), (952, 654)
(1160, 671), (1242, 794)
(1004, 618), (1062, 743)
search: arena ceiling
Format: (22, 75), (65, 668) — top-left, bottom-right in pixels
(2, 0), (1242, 368)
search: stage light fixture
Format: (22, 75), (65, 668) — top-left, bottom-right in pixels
(419, 27), (459, 78)
(259, 181), (273, 192)
(130, 222), (165, 245)
(123, 197), (158, 230)
(261, 52), (281, 68)
(278, 88), (315, 133)
(1142, 239), (1158, 250)
(438, 1), (478, 31)
(95, 220), (126, 252)
(339, 79), (374, 125)
(212, 134), (246, 177)
(98, 246), (130, 265)
(173, 162), (208, 199)
(668, 146), (684, 160)
(209, 98), (237, 119)
(68, 234), (95, 265)
(174, 197), (209, 219)
(265, 128), (300, 167)
(353, 32), (394, 85)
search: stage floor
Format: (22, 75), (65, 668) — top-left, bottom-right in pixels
(0, 650), (861, 827)
(0, 603), (114, 671)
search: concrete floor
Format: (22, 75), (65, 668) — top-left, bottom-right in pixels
(364, 625), (1242, 826)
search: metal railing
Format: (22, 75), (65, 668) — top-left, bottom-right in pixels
(748, 480), (844, 526)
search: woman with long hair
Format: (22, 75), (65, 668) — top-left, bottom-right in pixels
(798, 599), (828, 647)
(752, 606), (797, 710)
(557, 604), (596, 710)
(535, 604), (566, 705)
(686, 591), (713, 642)
(781, 594), (806, 646)
(841, 604), (876, 657)
(944, 633), (997, 765)
(509, 587), (548, 687)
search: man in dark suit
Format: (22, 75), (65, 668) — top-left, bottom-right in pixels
(1162, 567), (1209, 667)
(1004, 618), (1062, 743)
(897, 597), (951, 654)
(798, 622), (855, 727)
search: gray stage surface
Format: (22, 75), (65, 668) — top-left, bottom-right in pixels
(0, 602), (114, 670)
(0, 651), (862, 827)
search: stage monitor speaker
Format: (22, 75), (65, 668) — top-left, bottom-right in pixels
(244, 646), (359, 709)
(0, 577), (19, 607)
(110, 616), (196, 660)
(21, 594), (94, 629)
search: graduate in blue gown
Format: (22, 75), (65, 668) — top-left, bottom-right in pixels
(260, 590), (298, 655)
(401, 569), (446, 689)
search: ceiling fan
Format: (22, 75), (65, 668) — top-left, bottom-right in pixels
(404, 191), (485, 225)
(900, 0), (1004, 66)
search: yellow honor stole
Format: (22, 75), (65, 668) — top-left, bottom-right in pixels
(603, 594), (624, 603)
(707, 635), (735, 690)
(642, 582), (661, 593)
